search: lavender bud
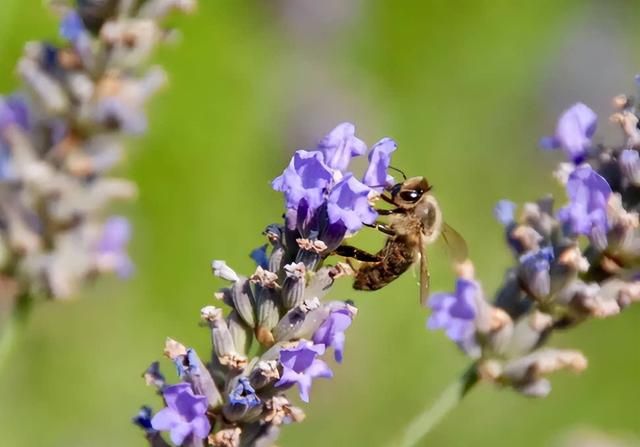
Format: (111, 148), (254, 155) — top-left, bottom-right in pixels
(142, 361), (165, 391)
(222, 377), (262, 422)
(229, 279), (256, 327)
(184, 349), (223, 408)
(281, 262), (306, 309)
(272, 297), (321, 342)
(517, 247), (553, 300)
(248, 360), (280, 390)
(502, 311), (552, 358)
(201, 306), (247, 370)
(264, 224), (285, 273)
(209, 427), (241, 447)
(517, 379), (552, 398)
(268, 246), (285, 274)
(550, 246), (589, 292)
(255, 287), (280, 346)
(303, 263), (353, 301)
(227, 310), (252, 355)
(619, 149), (640, 186)
(499, 348), (587, 396)
(250, 266), (279, 288)
(263, 396), (306, 425)
(76, 0), (118, 33)
(212, 260), (240, 282)
(562, 281), (620, 319)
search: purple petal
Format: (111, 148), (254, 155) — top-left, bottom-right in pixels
(99, 216), (130, 252)
(558, 165), (611, 236)
(272, 150), (333, 211)
(162, 383), (192, 410)
(494, 200), (516, 226)
(317, 122), (367, 172)
(363, 137), (397, 190)
(150, 408), (182, 432)
(190, 415), (211, 440)
(327, 175), (377, 233)
(169, 422), (193, 446)
(307, 359), (333, 380)
(295, 373), (313, 403)
(60, 11), (85, 42)
(551, 103), (598, 162)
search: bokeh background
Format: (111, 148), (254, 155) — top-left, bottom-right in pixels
(1, 1), (639, 446)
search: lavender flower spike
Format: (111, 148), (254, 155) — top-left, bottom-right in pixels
(139, 124), (398, 444)
(275, 341), (333, 403)
(151, 383), (211, 445)
(557, 165), (611, 237)
(540, 102), (597, 163)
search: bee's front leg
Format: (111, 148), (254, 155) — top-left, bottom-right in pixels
(364, 222), (396, 236)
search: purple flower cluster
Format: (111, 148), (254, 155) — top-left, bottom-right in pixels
(426, 90), (640, 397)
(272, 123), (396, 252)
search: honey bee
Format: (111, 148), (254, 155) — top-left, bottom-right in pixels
(336, 174), (468, 306)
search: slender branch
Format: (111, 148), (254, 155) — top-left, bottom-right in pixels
(396, 364), (478, 447)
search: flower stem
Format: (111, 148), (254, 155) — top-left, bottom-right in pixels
(0, 294), (31, 377)
(397, 363), (478, 447)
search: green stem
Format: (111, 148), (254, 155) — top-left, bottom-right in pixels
(0, 294), (31, 377)
(397, 364), (478, 447)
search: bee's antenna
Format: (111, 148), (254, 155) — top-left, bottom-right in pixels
(388, 166), (407, 180)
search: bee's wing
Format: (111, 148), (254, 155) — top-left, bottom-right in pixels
(418, 234), (430, 307)
(440, 222), (468, 263)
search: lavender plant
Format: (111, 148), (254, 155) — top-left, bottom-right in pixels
(135, 123), (399, 446)
(400, 92), (640, 446)
(0, 0), (196, 365)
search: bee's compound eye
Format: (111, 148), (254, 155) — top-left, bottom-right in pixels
(400, 190), (422, 202)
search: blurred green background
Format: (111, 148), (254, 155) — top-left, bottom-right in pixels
(1, 1), (639, 446)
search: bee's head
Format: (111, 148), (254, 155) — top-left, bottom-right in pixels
(390, 176), (432, 206)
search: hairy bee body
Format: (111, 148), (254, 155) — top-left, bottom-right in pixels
(353, 234), (416, 290)
(353, 180), (443, 291)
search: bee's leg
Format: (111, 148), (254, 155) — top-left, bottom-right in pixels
(334, 245), (382, 263)
(380, 194), (396, 205)
(364, 222), (396, 236)
(375, 208), (404, 216)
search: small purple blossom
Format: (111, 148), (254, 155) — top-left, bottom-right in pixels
(427, 279), (479, 352)
(312, 306), (355, 363)
(228, 377), (261, 410)
(250, 244), (269, 269)
(132, 406), (155, 433)
(327, 174), (377, 233)
(557, 165), (611, 237)
(60, 11), (85, 42)
(96, 216), (133, 277)
(540, 103), (597, 163)
(317, 122), (367, 172)
(151, 383), (210, 445)
(494, 200), (517, 226)
(519, 247), (554, 299)
(272, 150), (333, 212)
(363, 137), (397, 190)
(0, 95), (29, 132)
(275, 341), (333, 403)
